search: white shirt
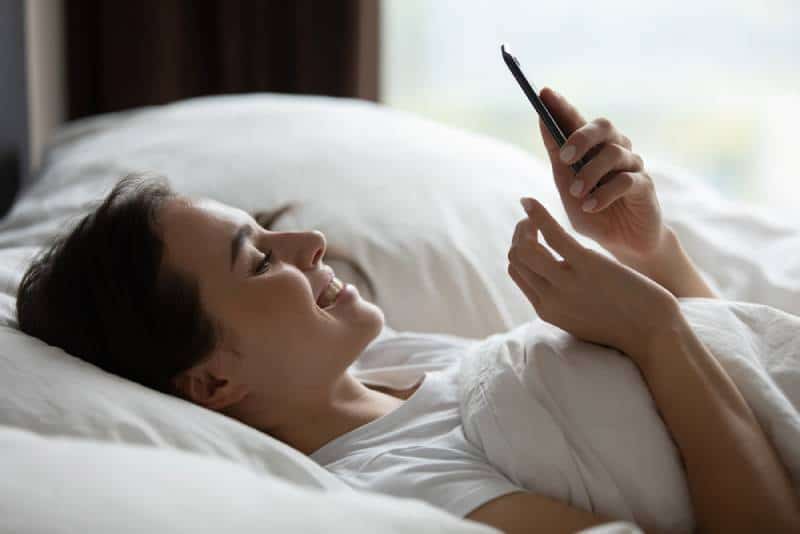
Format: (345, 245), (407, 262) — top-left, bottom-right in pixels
(310, 325), (522, 518)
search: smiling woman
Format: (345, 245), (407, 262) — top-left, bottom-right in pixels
(16, 172), (394, 455)
(154, 192), (390, 452)
(14, 172), (377, 400)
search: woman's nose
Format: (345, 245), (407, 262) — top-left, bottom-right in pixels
(309, 230), (326, 267)
(272, 230), (326, 269)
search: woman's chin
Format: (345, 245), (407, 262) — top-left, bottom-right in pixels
(318, 285), (383, 325)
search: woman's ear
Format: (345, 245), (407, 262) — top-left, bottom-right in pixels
(172, 355), (249, 411)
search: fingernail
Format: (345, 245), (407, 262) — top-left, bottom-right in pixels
(520, 197), (535, 211)
(569, 180), (583, 198)
(582, 197), (597, 212)
(560, 144), (575, 163)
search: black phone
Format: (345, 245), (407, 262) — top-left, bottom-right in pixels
(501, 44), (586, 174)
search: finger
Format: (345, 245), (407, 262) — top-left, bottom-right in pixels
(540, 87), (586, 139)
(511, 216), (565, 283)
(512, 217), (536, 247)
(520, 197), (583, 260)
(538, 118), (578, 199)
(580, 171), (641, 213)
(508, 263), (542, 307)
(538, 116), (559, 155)
(537, 87), (587, 162)
(570, 144), (644, 200)
(508, 252), (552, 290)
(560, 117), (633, 165)
(509, 239), (563, 285)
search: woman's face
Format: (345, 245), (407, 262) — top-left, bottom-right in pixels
(158, 197), (384, 412)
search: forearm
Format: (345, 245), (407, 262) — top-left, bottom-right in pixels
(611, 228), (718, 299)
(636, 314), (799, 533)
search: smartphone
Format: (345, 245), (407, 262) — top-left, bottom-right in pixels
(501, 44), (586, 174)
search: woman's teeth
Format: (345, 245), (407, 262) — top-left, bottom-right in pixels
(319, 277), (344, 309)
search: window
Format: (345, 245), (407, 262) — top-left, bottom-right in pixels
(381, 0), (800, 208)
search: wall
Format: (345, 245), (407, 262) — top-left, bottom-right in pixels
(0, 0), (28, 216)
(25, 0), (66, 173)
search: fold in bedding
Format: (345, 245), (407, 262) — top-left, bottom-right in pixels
(458, 298), (800, 533)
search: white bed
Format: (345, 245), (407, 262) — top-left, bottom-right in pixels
(1, 93), (798, 533)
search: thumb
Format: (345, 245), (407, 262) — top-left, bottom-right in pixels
(520, 197), (582, 259)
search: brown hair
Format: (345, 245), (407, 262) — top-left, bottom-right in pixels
(15, 173), (298, 397)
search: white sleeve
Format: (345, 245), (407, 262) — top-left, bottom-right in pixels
(333, 443), (523, 519)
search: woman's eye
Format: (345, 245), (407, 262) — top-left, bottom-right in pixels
(253, 250), (272, 275)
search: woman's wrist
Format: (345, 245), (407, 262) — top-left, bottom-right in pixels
(609, 226), (679, 283)
(627, 299), (687, 371)
(611, 227), (718, 300)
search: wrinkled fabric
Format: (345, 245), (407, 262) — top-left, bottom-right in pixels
(459, 298), (800, 533)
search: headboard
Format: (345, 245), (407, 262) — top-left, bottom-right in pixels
(0, 0), (28, 219)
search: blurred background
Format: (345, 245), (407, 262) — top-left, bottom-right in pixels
(382, 0), (800, 209)
(2, 0), (799, 216)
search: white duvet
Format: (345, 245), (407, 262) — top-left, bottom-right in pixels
(458, 297), (800, 533)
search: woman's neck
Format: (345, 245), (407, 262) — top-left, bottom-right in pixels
(264, 373), (406, 456)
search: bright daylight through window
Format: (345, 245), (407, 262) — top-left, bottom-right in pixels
(381, 0), (800, 211)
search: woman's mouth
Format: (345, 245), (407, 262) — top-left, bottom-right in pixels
(317, 276), (345, 309)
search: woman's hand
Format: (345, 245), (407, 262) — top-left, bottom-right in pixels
(537, 87), (668, 262)
(508, 197), (680, 362)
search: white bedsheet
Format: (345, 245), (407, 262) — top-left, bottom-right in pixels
(458, 298), (800, 532)
(0, 426), (498, 534)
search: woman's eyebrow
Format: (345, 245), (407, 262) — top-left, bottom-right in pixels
(230, 224), (254, 271)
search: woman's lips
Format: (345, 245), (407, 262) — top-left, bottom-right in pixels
(318, 277), (344, 308)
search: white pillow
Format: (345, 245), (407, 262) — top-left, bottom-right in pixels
(7, 92), (800, 338)
(0, 313), (350, 490)
(6, 93), (800, 336)
(0, 93), (561, 338)
(0, 426), (497, 534)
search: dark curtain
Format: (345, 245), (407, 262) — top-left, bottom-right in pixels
(65, 0), (379, 121)
(0, 0), (27, 217)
